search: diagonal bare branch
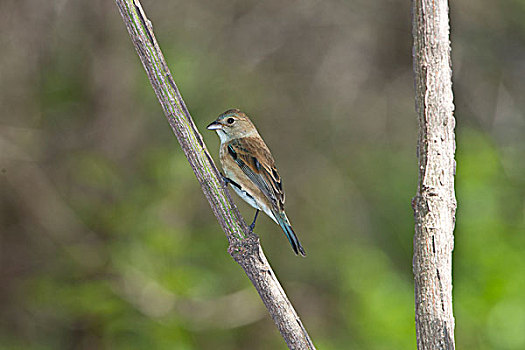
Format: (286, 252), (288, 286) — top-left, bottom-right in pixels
(114, 1), (315, 348)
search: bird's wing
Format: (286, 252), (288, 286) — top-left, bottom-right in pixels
(227, 137), (285, 210)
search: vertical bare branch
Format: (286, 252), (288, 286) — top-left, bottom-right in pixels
(114, 1), (315, 348)
(412, 0), (456, 349)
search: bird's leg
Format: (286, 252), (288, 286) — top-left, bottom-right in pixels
(220, 173), (242, 191)
(220, 172), (231, 186)
(249, 209), (260, 231)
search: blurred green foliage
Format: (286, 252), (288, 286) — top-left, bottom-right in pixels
(1, 0), (524, 349)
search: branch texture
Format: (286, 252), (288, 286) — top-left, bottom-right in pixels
(412, 0), (456, 349)
(114, 1), (314, 349)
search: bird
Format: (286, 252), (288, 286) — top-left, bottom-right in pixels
(207, 109), (306, 256)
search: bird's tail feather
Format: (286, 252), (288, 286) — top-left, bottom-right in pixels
(275, 212), (306, 256)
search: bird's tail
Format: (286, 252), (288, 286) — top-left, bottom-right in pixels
(274, 212), (306, 256)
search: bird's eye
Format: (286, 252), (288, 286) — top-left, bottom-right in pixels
(227, 117), (235, 124)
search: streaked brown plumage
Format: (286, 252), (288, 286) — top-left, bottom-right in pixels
(207, 109), (305, 256)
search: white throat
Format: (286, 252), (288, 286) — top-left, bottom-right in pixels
(215, 127), (259, 144)
(216, 129), (230, 144)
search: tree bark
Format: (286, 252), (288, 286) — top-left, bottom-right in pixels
(411, 0), (456, 349)
(114, 1), (315, 349)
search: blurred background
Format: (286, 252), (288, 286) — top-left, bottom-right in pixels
(1, 0), (524, 349)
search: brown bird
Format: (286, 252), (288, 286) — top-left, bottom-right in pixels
(207, 109), (306, 256)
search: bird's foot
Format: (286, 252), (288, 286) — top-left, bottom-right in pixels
(248, 210), (259, 232)
(220, 173), (242, 191)
(221, 173), (230, 185)
(220, 173), (234, 189)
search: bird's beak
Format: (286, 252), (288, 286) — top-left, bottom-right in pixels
(206, 121), (223, 130)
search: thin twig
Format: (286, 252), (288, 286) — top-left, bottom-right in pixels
(114, 1), (315, 348)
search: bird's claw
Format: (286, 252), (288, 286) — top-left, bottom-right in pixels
(221, 173), (243, 191)
(221, 173), (231, 187)
(248, 209), (259, 232)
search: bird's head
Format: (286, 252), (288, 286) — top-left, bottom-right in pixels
(207, 109), (258, 142)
